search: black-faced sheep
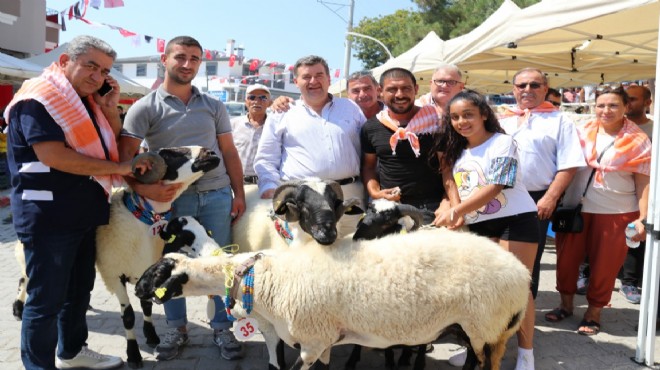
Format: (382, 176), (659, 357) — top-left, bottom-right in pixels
(136, 226), (530, 370)
(13, 145), (220, 368)
(232, 178), (362, 250)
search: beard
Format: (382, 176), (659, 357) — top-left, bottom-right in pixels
(388, 99), (414, 114)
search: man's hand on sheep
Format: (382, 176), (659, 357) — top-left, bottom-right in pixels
(260, 188), (275, 199)
(230, 196), (246, 225)
(376, 186), (401, 202)
(133, 182), (183, 203)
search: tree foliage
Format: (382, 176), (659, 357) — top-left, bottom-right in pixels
(351, 0), (540, 69)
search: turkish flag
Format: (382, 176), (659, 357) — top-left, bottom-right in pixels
(157, 39), (165, 53)
(249, 59), (259, 71)
(119, 28), (136, 37)
(229, 54), (236, 67)
(334, 69), (340, 78)
(205, 49), (212, 60)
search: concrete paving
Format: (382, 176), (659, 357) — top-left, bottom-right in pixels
(1, 191), (659, 369)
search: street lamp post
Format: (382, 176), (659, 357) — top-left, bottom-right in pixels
(346, 31), (394, 61)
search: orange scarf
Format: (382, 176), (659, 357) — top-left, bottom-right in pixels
(578, 118), (651, 188)
(4, 62), (122, 202)
(500, 101), (559, 125)
(376, 105), (439, 157)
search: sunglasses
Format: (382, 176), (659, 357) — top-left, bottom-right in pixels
(247, 95), (269, 101)
(514, 82), (544, 90)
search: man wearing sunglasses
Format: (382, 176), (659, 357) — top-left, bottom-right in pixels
(500, 68), (585, 301)
(545, 88), (563, 108)
(231, 84), (272, 185)
(416, 64), (464, 116)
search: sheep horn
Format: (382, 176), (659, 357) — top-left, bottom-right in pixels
(324, 180), (344, 201)
(132, 152), (167, 184)
(396, 204), (435, 231)
(272, 181), (305, 221)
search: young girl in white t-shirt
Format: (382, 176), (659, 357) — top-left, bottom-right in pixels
(434, 90), (538, 370)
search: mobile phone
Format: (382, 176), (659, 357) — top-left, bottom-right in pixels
(98, 80), (113, 96)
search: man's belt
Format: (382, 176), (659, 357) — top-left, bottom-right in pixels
(243, 175), (259, 184)
(336, 176), (359, 185)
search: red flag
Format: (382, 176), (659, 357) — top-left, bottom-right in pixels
(249, 59), (259, 72)
(68, 6), (74, 20)
(229, 54), (236, 67)
(205, 49), (212, 60)
(119, 28), (136, 37)
(269, 62), (278, 68)
(104, 0), (125, 8)
(156, 39), (165, 53)
(287, 65), (294, 71)
(334, 69), (340, 78)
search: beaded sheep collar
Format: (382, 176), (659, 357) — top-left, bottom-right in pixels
(224, 253), (263, 321)
(269, 210), (293, 244)
(122, 191), (172, 226)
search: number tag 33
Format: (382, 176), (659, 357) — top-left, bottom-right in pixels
(233, 317), (259, 341)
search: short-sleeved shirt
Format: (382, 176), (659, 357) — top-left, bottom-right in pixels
(500, 111), (586, 191)
(360, 117), (444, 206)
(230, 114), (263, 177)
(7, 100), (110, 234)
(122, 86), (232, 192)
(453, 133), (537, 224)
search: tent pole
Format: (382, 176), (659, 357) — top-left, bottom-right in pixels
(634, 8), (660, 366)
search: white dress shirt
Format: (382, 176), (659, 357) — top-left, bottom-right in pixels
(500, 110), (586, 191)
(254, 96), (366, 196)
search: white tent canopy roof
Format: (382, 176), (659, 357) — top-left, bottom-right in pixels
(26, 43), (150, 96)
(0, 52), (43, 84)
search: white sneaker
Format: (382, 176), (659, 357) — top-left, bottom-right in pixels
(448, 347), (467, 367)
(515, 352), (535, 370)
(55, 346), (123, 369)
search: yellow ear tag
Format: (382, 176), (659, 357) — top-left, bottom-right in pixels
(167, 235), (176, 243)
(211, 249), (223, 257)
(155, 287), (167, 299)
(207, 230), (213, 237)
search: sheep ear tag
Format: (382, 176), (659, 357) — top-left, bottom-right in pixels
(150, 220), (168, 237)
(233, 317), (259, 341)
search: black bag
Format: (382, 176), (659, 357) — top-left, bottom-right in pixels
(552, 204), (583, 233)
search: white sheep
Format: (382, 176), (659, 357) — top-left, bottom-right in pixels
(136, 226), (531, 370)
(13, 145), (220, 368)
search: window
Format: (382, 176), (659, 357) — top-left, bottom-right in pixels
(206, 62), (217, 76)
(113, 64), (123, 73)
(136, 63), (147, 77)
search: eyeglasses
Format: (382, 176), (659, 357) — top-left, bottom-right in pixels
(247, 95), (269, 101)
(514, 82), (544, 90)
(432, 79), (460, 87)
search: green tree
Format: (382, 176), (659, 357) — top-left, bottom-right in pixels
(352, 0), (540, 68)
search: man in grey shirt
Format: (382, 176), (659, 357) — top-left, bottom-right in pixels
(119, 36), (245, 362)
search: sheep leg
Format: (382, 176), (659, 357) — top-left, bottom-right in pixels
(289, 345), (328, 370)
(313, 348), (331, 370)
(398, 346), (412, 366)
(462, 346), (480, 370)
(343, 345), (361, 370)
(384, 348), (396, 369)
(139, 298), (160, 347)
(13, 276), (27, 320)
(114, 280), (143, 368)
(412, 345), (426, 370)
(260, 320), (286, 369)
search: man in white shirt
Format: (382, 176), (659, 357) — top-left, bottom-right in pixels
(254, 55), (366, 236)
(500, 68), (586, 299)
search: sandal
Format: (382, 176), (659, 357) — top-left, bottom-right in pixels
(545, 307), (573, 322)
(577, 320), (601, 336)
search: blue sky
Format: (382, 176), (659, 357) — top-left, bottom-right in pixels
(45, 0), (416, 76)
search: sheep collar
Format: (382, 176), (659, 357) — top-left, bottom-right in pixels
(122, 191), (172, 226)
(224, 253), (263, 321)
(269, 210), (293, 244)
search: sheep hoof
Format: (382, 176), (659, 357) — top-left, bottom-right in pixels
(126, 360), (144, 369)
(132, 152), (166, 184)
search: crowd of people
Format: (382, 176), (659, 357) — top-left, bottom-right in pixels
(2, 34), (654, 370)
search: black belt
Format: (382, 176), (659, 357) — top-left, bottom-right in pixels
(336, 176), (359, 185)
(243, 175), (258, 184)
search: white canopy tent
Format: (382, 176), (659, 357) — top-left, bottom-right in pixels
(26, 43), (150, 96)
(0, 52), (43, 84)
(455, 0), (660, 93)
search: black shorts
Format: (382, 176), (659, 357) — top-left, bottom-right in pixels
(468, 212), (539, 243)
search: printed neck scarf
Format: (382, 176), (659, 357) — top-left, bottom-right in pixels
(376, 105), (439, 157)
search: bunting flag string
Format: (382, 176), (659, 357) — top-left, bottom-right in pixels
(53, 1), (343, 81)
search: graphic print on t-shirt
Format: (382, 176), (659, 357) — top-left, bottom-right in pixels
(454, 159), (507, 223)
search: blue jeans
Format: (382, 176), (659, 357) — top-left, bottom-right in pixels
(164, 186), (233, 330)
(19, 227), (97, 370)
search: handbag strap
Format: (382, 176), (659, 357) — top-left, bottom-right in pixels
(580, 139), (616, 201)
